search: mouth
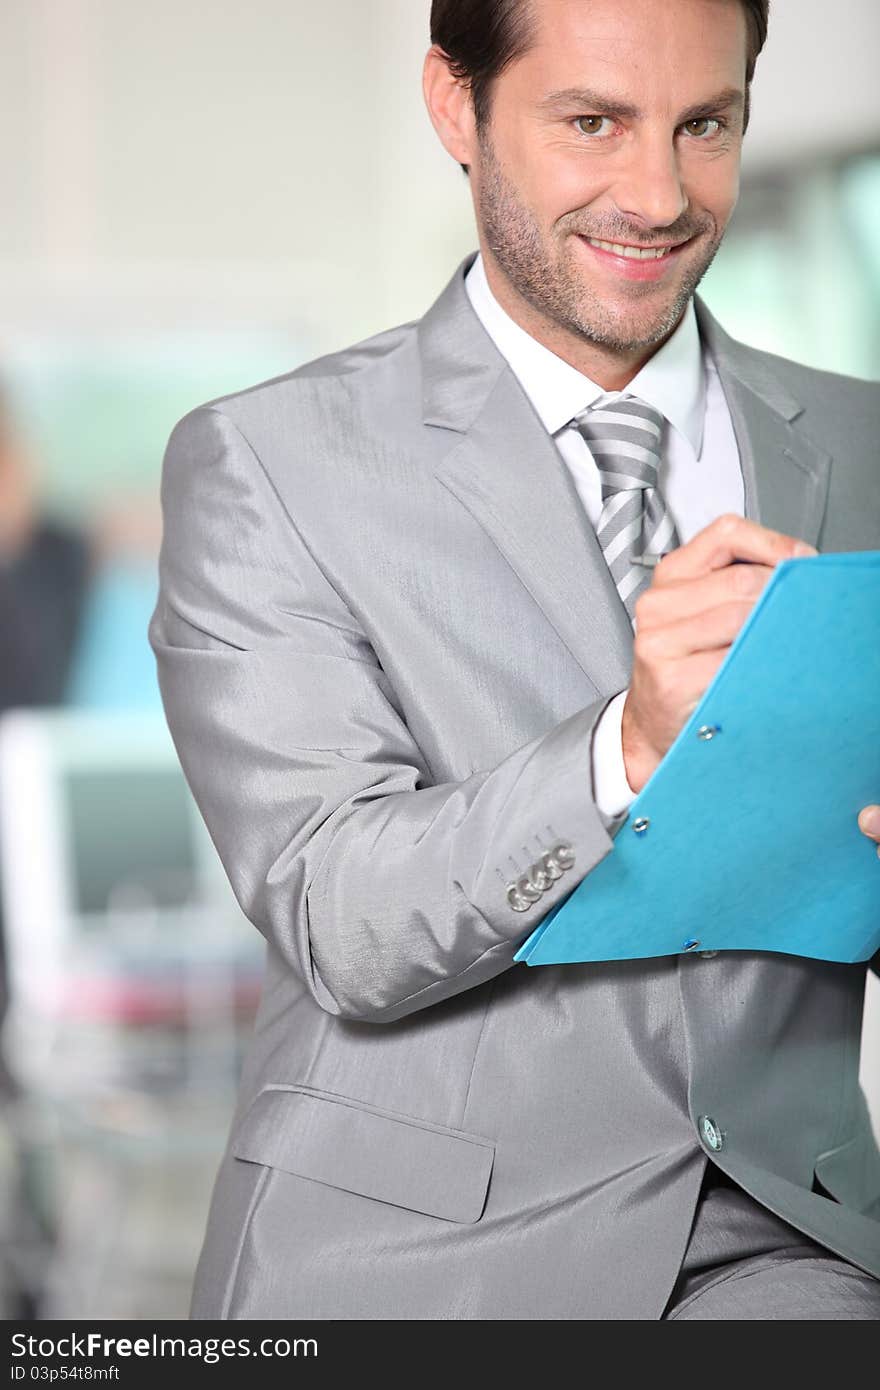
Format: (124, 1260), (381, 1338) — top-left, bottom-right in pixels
(581, 237), (683, 259)
(575, 232), (696, 281)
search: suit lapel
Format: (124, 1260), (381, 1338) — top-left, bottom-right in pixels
(434, 370), (635, 697)
(694, 297), (832, 545)
(418, 255), (832, 698)
(421, 252), (633, 696)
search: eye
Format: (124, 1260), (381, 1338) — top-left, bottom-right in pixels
(574, 115), (615, 137)
(682, 117), (723, 139)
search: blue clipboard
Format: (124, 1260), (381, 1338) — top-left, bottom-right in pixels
(514, 551), (880, 967)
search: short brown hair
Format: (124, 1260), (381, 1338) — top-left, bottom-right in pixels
(430, 0), (770, 173)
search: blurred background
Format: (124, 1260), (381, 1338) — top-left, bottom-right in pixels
(0, 0), (877, 1319)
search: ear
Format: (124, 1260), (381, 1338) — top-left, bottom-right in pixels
(422, 44), (478, 169)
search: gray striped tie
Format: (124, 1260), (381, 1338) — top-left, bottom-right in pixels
(570, 394), (680, 621)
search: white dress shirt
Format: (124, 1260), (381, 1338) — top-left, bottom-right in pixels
(464, 250), (744, 817)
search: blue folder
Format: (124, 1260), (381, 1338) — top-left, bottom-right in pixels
(514, 551), (880, 967)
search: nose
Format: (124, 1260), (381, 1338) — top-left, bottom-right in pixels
(611, 129), (689, 230)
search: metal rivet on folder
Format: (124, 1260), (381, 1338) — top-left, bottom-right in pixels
(632, 817), (650, 835)
(682, 938), (701, 952)
(697, 724), (721, 741)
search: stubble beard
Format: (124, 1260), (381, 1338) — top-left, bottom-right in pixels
(474, 126), (726, 355)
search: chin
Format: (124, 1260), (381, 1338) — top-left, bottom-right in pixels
(577, 299), (681, 352)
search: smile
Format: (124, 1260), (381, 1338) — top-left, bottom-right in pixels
(575, 232), (694, 281)
(584, 237), (676, 259)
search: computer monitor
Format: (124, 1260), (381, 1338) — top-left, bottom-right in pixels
(0, 708), (263, 1044)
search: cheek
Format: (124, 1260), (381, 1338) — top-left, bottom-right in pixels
(685, 157), (740, 225)
(528, 150), (612, 224)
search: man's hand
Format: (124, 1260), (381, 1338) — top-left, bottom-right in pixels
(621, 514), (818, 793)
(858, 807), (880, 859)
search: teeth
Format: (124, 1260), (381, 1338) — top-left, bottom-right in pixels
(586, 238), (673, 259)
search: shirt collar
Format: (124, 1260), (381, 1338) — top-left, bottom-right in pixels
(464, 249), (706, 454)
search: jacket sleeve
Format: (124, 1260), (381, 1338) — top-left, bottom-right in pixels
(148, 405), (625, 1023)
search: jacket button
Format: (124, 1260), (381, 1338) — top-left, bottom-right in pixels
(506, 884), (532, 911)
(539, 852), (564, 882)
(550, 842), (575, 870)
(516, 874), (542, 904)
(698, 1115), (724, 1152)
(526, 862), (553, 893)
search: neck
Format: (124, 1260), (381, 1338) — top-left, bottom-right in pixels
(480, 250), (678, 392)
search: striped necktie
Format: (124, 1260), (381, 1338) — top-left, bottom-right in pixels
(570, 394), (680, 621)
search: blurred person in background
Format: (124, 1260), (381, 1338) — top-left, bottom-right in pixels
(0, 380), (91, 1077)
(150, 0), (880, 1319)
(0, 381), (92, 1316)
(0, 383), (165, 1316)
(0, 383), (164, 1081)
(0, 385), (91, 713)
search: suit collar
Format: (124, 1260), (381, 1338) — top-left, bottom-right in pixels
(692, 296), (803, 421)
(417, 251), (505, 433)
(421, 252), (831, 695)
(418, 250), (810, 431)
(691, 296), (831, 547)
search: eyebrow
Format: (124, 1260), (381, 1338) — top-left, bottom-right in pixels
(536, 85), (745, 121)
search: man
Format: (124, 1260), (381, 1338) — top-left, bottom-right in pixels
(148, 0), (880, 1319)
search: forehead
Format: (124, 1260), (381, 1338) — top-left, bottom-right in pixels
(508, 0), (748, 99)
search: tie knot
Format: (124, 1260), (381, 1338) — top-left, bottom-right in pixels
(570, 394), (664, 496)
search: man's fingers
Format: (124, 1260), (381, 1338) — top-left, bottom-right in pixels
(634, 561), (774, 631)
(651, 513), (817, 585)
(634, 600), (753, 664)
(626, 517), (819, 783)
(858, 805), (880, 849)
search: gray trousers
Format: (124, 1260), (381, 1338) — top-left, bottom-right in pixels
(663, 1167), (880, 1320)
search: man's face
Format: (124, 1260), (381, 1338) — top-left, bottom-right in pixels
(468, 0), (747, 355)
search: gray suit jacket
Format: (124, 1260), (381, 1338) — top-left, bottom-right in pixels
(148, 250), (880, 1320)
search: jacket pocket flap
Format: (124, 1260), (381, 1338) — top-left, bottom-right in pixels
(814, 1128), (880, 1215)
(232, 1085), (496, 1224)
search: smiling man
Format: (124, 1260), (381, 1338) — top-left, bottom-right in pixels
(446, 0), (743, 381)
(149, 0), (880, 1319)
